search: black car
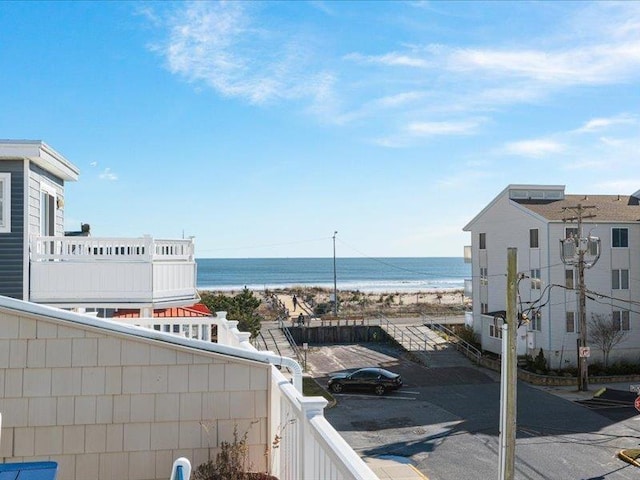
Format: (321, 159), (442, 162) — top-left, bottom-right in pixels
(327, 367), (403, 396)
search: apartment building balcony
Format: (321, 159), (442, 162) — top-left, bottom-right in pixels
(29, 236), (198, 308)
(464, 245), (472, 263)
(464, 278), (472, 298)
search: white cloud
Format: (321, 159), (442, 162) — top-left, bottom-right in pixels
(576, 114), (637, 133)
(89, 161), (98, 167)
(374, 91), (426, 108)
(503, 139), (565, 158)
(154, 2), (332, 106)
(344, 52), (429, 68)
(407, 119), (481, 136)
(99, 168), (118, 181)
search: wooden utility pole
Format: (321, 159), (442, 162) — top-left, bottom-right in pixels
(499, 248), (518, 480)
(561, 204), (597, 392)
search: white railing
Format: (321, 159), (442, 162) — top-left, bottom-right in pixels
(464, 278), (473, 297)
(29, 236), (197, 305)
(31, 235), (194, 262)
(116, 316), (214, 342)
(464, 245), (472, 263)
(214, 312), (379, 480)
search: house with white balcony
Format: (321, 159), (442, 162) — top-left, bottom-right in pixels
(0, 140), (198, 316)
(463, 184), (640, 369)
(0, 140), (381, 480)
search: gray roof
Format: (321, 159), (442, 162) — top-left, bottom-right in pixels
(515, 194), (640, 222)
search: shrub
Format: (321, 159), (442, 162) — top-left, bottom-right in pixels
(193, 426), (278, 480)
(313, 302), (331, 316)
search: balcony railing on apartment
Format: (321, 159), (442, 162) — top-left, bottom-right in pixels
(463, 245), (472, 263)
(29, 236), (197, 306)
(464, 278), (472, 298)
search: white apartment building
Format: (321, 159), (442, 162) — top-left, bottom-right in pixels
(463, 184), (640, 370)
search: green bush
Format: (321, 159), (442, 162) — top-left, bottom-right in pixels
(313, 302), (331, 316)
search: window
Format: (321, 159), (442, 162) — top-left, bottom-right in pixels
(0, 173), (10, 233)
(612, 269), (629, 290)
(40, 186), (56, 236)
(529, 229), (539, 248)
(529, 312), (541, 331)
(530, 269), (541, 290)
(612, 228), (628, 248)
(489, 317), (503, 338)
(480, 267), (488, 286)
(565, 227), (578, 239)
(566, 311), (576, 333)
(613, 310), (630, 331)
(565, 269), (574, 289)
(481, 302), (488, 314)
(479, 233), (486, 250)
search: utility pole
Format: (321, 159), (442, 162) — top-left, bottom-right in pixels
(332, 231), (338, 316)
(499, 248), (518, 480)
(560, 204), (599, 392)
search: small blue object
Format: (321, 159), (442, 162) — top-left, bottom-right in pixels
(175, 465), (184, 480)
(0, 461), (58, 480)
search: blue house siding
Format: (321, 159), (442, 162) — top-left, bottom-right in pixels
(0, 160), (25, 299)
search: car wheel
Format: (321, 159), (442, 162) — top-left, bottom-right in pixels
(331, 383), (343, 393)
(374, 385), (385, 396)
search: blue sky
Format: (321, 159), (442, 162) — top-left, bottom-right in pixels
(1, 1), (639, 258)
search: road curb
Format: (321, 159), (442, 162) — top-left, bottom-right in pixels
(618, 450), (640, 467)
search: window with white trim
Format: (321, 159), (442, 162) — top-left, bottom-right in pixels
(566, 311), (576, 333)
(40, 183), (56, 236)
(530, 269), (541, 290)
(489, 317), (503, 338)
(529, 312), (542, 331)
(613, 310), (630, 331)
(565, 227), (578, 239)
(612, 228), (628, 248)
(612, 269), (629, 290)
(0, 173), (10, 233)
(480, 267), (488, 286)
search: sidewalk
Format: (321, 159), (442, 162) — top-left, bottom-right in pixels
(533, 381), (636, 402)
(363, 456), (429, 480)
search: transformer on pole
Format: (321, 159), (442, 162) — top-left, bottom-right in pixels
(559, 204), (600, 391)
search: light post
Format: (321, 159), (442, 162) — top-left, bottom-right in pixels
(333, 231), (338, 316)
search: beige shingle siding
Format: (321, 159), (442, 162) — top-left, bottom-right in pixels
(0, 312), (271, 480)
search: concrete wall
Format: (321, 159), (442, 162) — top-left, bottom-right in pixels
(0, 308), (271, 480)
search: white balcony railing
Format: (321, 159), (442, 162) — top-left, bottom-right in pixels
(464, 278), (472, 298)
(464, 245), (472, 263)
(29, 236), (197, 307)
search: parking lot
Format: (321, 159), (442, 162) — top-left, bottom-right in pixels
(306, 342), (640, 480)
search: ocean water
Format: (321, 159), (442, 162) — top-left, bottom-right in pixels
(196, 257), (469, 293)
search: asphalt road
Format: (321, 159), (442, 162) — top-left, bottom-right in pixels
(307, 343), (640, 480)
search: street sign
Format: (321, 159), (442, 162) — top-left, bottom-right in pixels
(630, 384), (640, 393)
(302, 343), (308, 351)
(579, 347), (591, 358)
(635, 396), (640, 413)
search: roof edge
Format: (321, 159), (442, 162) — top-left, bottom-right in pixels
(0, 140), (79, 181)
(0, 295), (302, 382)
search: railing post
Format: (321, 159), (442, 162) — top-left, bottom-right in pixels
(143, 235), (153, 261)
(299, 397), (329, 480)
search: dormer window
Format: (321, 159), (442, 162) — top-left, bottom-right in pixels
(0, 173), (10, 233)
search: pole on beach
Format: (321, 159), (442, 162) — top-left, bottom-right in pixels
(333, 231), (338, 316)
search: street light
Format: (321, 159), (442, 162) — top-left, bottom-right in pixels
(333, 231), (338, 316)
